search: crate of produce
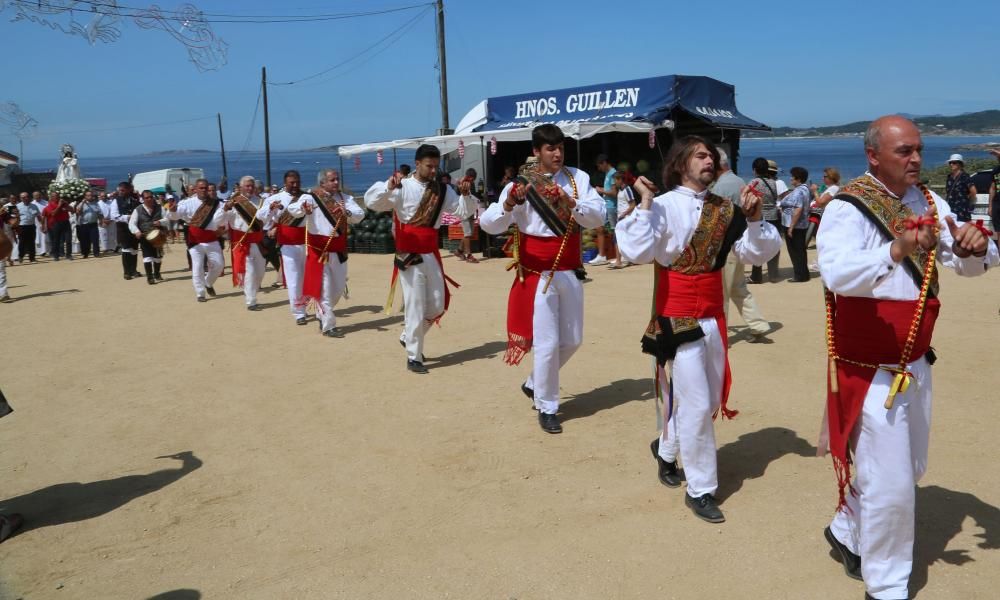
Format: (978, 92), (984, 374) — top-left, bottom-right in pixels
(442, 239), (462, 253)
(447, 222), (479, 240)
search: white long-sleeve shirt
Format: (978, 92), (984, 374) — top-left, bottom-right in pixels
(288, 193), (365, 236)
(615, 185), (782, 267)
(127, 204), (165, 235)
(364, 177), (473, 226)
(817, 173), (998, 300)
(167, 197), (228, 231)
(480, 167), (605, 236)
(261, 190), (315, 229)
(109, 196), (139, 224)
(225, 196), (273, 233)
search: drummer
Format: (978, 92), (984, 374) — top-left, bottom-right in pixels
(128, 189), (167, 285)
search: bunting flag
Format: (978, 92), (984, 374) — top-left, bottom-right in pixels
(648, 129), (656, 149)
(353, 156), (361, 172)
(457, 140), (465, 159)
(490, 136), (497, 156)
(376, 149), (384, 165)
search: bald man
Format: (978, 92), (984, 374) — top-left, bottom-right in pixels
(817, 115), (998, 600)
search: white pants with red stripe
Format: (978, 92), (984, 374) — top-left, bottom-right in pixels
(657, 316), (725, 498)
(523, 270), (583, 415)
(188, 242), (224, 299)
(398, 254), (444, 363)
(828, 356), (931, 600)
(281, 244), (306, 320)
(318, 254), (348, 332)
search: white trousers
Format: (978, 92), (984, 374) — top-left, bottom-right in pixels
(524, 270), (583, 415)
(281, 244), (306, 320)
(241, 244), (266, 306)
(398, 255), (445, 362)
(658, 317), (726, 498)
(0, 261), (7, 297)
(829, 357), (931, 600)
(318, 254), (348, 332)
(36, 227), (48, 255)
(188, 242), (224, 299)
(99, 224), (116, 252)
(4, 225), (17, 261)
(722, 256), (769, 335)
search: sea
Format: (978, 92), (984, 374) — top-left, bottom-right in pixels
(21, 135), (1000, 194)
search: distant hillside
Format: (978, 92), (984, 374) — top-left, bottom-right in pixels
(744, 110), (1000, 138)
(139, 149), (215, 157)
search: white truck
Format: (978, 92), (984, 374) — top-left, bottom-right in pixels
(130, 168), (204, 196)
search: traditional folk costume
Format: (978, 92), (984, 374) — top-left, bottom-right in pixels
(168, 196), (227, 301)
(616, 186), (780, 503)
(128, 203), (167, 284)
(110, 193), (142, 278)
(480, 166), (604, 416)
(287, 191), (365, 334)
(364, 177), (473, 367)
(98, 196), (117, 253)
(225, 194), (272, 310)
(266, 190), (315, 323)
(34, 200), (49, 257)
(817, 173), (998, 600)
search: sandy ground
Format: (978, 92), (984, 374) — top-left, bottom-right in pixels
(0, 242), (998, 600)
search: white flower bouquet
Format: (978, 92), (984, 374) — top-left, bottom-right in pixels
(49, 178), (91, 202)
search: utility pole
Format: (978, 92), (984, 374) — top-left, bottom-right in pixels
(217, 113), (228, 182)
(262, 66), (272, 187)
(435, 0), (451, 135)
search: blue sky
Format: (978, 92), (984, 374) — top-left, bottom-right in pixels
(1, 0), (996, 158)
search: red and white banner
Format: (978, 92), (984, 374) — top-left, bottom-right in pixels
(376, 150), (384, 165)
(490, 136), (497, 156)
(457, 140), (465, 159)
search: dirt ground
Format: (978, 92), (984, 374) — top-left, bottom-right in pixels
(0, 243), (998, 600)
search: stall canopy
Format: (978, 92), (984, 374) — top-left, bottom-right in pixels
(338, 74), (767, 157)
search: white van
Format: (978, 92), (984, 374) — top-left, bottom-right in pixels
(131, 168), (205, 196)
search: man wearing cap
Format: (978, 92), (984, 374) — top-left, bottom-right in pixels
(944, 154), (976, 222)
(767, 160), (790, 199)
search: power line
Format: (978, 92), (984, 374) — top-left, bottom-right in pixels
(33, 115), (215, 137)
(232, 82), (263, 168)
(269, 6), (432, 86)
(9, 0), (433, 24)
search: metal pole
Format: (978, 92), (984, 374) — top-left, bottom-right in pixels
(435, 0), (451, 134)
(262, 66), (272, 187)
(479, 135), (488, 258)
(217, 113), (228, 182)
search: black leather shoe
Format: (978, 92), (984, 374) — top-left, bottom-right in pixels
(864, 595), (907, 600)
(124, 274), (132, 280)
(247, 304), (261, 311)
(521, 383), (536, 410)
(407, 359), (428, 374)
(825, 526), (863, 581)
(196, 296), (207, 303)
(206, 286), (217, 297)
(323, 328), (343, 338)
(649, 439), (683, 488)
(685, 493), (725, 523)
(296, 317), (307, 326)
(538, 412), (562, 434)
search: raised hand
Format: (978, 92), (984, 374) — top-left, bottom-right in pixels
(740, 182), (763, 222)
(303, 201), (314, 215)
(945, 215), (990, 258)
(508, 182), (527, 205)
(892, 206), (938, 261)
(387, 171), (403, 191)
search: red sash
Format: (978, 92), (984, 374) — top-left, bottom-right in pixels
(827, 295), (940, 507)
(188, 226), (218, 244)
(230, 229), (264, 287)
(504, 232), (582, 365)
(389, 216), (459, 323)
(656, 269), (736, 419)
(277, 224), (305, 246)
(300, 233), (348, 306)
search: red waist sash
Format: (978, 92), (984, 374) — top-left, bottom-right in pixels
(827, 295), (940, 508)
(277, 224), (305, 246)
(387, 218), (458, 323)
(188, 226), (218, 244)
(657, 269), (735, 419)
(233, 229), (264, 246)
(230, 229), (264, 288)
(300, 233), (348, 308)
(504, 232), (582, 365)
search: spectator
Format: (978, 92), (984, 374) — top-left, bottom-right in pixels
(42, 191), (72, 261)
(588, 154), (616, 266)
(75, 190), (103, 258)
(767, 160), (789, 199)
(988, 149), (1000, 232)
(807, 167), (842, 271)
(748, 158), (782, 283)
(781, 166), (812, 282)
(17, 192), (42, 263)
(97, 191), (118, 253)
(1, 199), (17, 266)
(609, 170), (635, 269)
(456, 168), (480, 263)
(32, 192), (48, 257)
(398, 164), (411, 177)
(945, 153), (976, 222)
(216, 178), (231, 200)
(498, 165), (516, 191)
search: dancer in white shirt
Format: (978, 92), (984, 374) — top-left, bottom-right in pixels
(224, 176), (273, 311)
(265, 171), (314, 325)
(167, 179), (227, 302)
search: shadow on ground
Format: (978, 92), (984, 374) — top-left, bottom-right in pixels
(560, 378), (654, 423)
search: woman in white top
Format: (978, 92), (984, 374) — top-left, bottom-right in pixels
(609, 170), (636, 269)
(807, 167), (842, 271)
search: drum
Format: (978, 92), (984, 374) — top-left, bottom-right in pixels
(145, 228), (166, 248)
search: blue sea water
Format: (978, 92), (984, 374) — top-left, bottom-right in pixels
(21, 135), (1000, 194)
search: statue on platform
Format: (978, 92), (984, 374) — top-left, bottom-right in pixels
(55, 144), (80, 183)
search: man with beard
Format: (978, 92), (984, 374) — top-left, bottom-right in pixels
(264, 171), (314, 325)
(110, 182), (142, 279)
(817, 116), (998, 600)
(616, 136), (781, 523)
(365, 145), (475, 374)
(288, 168), (365, 336)
(480, 124), (605, 433)
(224, 175), (272, 311)
(128, 190), (167, 284)
(167, 178), (227, 302)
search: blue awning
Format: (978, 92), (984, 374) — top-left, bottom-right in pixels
(473, 75), (768, 132)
